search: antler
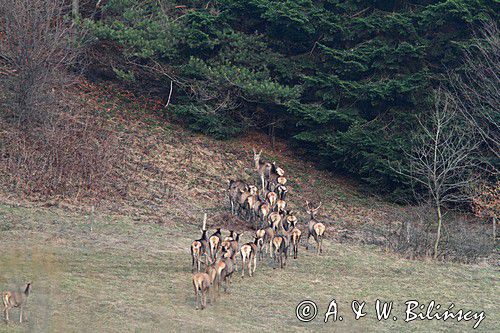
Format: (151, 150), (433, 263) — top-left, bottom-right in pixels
(305, 200), (311, 209)
(315, 202), (322, 210)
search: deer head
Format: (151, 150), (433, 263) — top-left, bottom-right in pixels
(305, 201), (322, 219)
(252, 148), (263, 168)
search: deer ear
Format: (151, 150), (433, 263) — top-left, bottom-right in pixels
(259, 149), (262, 155)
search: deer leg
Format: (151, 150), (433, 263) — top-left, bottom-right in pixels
(4, 307), (8, 322)
(19, 307), (22, 323)
(194, 286), (199, 310)
(241, 257), (245, 278)
(253, 254), (257, 274)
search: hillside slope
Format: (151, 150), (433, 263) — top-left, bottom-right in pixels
(0, 83), (497, 332)
(1, 82), (402, 239)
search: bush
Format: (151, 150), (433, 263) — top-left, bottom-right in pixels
(0, 105), (124, 200)
(362, 205), (495, 263)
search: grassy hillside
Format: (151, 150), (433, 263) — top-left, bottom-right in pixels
(0, 204), (497, 332)
(0, 83), (497, 332)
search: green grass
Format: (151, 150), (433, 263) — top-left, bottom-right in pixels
(0, 204), (498, 332)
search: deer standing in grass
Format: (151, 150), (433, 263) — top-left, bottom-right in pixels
(289, 226), (302, 259)
(228, 180), (248, 215)
(209, 228), (222, 261)
(253, 148), (272, 193)
(216, 250), (236, 294)
(271, 234), (287, 268)
(191, 214), (209, 272)
(305, 201), (326, 254)
(240, 238), (258, 277)
(192, 264), (217, 310)
(3, 283), (31, 323)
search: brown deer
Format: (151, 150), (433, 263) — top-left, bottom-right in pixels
(252, 148), (272, 193)
(192, 263), (217, 310)
(222, 232), (242, 271)
(284, 211), (298, 231)
(245, 190), (260, 223)
(255, 229), (267, 260)
(289, 227), (302, 259)
(190, 214), (209, 272)
(305, 201), (326, 254)
(277, 176), (287, 185)
(276, 199), (287, 215)
(228, 180), (248, 215)
(209, 228), (222, 261)
(240, 238), (258, 277)
(262, 226), (275, 257)
(271, 234), (287, 268)
(266, 189), (278, 209)
(268, 212), (282, 231)
(237, 185), (258, 220)
(223, 230), (235, 242)
(216, 250), (236, 294)
(3, 283), (31, 323)
(275, 184), (287, 200)
(267, 162), (285, 189)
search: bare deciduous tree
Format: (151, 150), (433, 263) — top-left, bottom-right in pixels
(0, 0), (79, 126)
(446, 19), (500, 159)
(395, 89), (479, 259)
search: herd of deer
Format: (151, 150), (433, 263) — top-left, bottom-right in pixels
(191, 148), (326, 310)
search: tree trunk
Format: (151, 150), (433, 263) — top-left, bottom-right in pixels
(433, 204), (442, 259)
(72, 0), (79, 18)
(493, 217), (496, 242)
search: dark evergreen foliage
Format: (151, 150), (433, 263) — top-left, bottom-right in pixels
(85, 0), (498, 198)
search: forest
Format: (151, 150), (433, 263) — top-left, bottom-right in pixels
(82, 0), (499, 199)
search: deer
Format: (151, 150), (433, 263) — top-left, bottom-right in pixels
(222, 232), (242, 271)
(305, 201), (326, 254)
(250, 198), (271, 230)
(245, 190), (260, 223)
(283, 211), (298, 231)
(267, 162), (285, 189)
(240, 238), (258, 277)
(3, 283), (31, 323)
(192, 263), (217, 310)
(252, 148), (272, 193)
(190, 214), (209, 272)
(228, 180), (248, 215)
(276, 199), (287, 215)
(216, 250), (236, 294)
(268, 212), (282, 231)
(209, 228), (222, 261)
(271, 234), (287, 269)
(266, 187), (278, 209)
(289, 227), (302, 259)
(277, 176), (287, 186)
(255, 229), (267, 260)
(237, 185), (258, 220)
(275, 184), (288, 200)
(224, 230), (235, 242)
